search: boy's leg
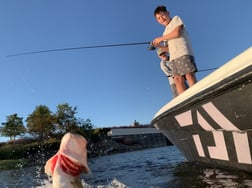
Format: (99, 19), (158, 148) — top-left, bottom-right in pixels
(186, 73), (197, 87)
(174, 75), (187, 94)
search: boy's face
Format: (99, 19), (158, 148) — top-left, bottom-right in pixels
(159, 53), (168, 61)
(155, 11), (170, 26)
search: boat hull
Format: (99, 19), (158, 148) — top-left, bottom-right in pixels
(152, 47), (252, 172)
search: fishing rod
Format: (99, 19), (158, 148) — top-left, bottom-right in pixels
(7, 41), (152, 57)
(7, 42), (219, 72)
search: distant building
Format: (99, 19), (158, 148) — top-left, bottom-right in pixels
(107, 125), (172, 147)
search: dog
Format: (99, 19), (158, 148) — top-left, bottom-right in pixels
(44, 132), (90, 188)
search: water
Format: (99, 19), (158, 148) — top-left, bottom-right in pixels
(1, 146), (252, 188)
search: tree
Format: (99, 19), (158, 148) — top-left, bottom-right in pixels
(78, 118), (93, 130)
(77, 118), (94, 139)
(1, 113), (26, 142)
(54, 103), (79, 133)
(26, 105), (54, 141)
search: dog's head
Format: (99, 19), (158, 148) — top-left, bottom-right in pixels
(45, 132), (90, 177)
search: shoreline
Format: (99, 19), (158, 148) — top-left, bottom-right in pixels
(0, 138), (169, 170)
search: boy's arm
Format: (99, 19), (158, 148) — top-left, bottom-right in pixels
(152, 25), (183, 46)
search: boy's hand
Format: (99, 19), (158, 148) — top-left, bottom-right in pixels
(152, 37), (163, 46)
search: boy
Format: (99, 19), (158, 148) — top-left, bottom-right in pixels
(152, 5), (197, 95)
(157, 48), (178, 98)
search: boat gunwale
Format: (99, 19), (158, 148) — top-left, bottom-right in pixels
(152, 67), (252, 124)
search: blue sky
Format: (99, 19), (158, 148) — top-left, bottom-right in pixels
(1, 0), (252, 141)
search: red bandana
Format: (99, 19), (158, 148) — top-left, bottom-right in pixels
(50, 154), (84, 176)
(50, 154), (59, 175)
(59, 154), (84, 176)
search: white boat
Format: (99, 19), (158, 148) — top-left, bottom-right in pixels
(152, 47), (252, 172)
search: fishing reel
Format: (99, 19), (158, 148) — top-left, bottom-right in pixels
(148, 43), (156, 50)
(148, 41), (168, 51)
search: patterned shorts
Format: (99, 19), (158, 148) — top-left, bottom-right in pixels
(170, 55), (197, 76)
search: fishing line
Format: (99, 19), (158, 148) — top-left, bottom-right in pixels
(7, 41), (151, 57)
(198, 67), (218, 72)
